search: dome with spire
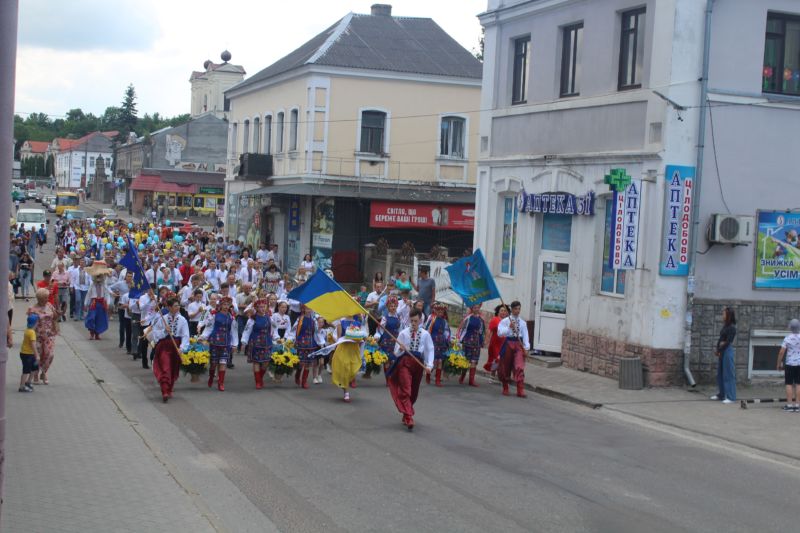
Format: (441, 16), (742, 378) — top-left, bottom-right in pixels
(221, 50), (232, 63)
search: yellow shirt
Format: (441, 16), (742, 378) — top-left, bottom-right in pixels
(21, 328), (36, 355)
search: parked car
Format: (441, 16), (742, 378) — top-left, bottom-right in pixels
(16, 207), (48, 234)
(43, 195), (57, 213)
(95, 208), (118, 219)
(12, 189), (26, 203)
(26, 189), (38, 200)
(63, 208), (87, 220)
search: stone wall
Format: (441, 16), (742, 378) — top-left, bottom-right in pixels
(561, 328), (684, 387)
(690, 299), (800, 384)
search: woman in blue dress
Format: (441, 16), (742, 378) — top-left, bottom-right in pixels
(457, 304), (486, 387)
(241, 298), (273, 390)
(424, 302), (450, 387)
(376, 296), (402, 385)
(290, 305), (318, 389)
(200, 296), (238, 391)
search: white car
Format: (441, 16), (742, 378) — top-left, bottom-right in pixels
(16, 207), (48, 233)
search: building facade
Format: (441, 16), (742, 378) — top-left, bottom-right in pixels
(476, 0), (799, 385)
(224, 4), (482, 279)
(190, 51), (246, 119)
(52, 131), (116, 191)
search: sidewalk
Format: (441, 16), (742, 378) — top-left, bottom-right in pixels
(484, 355), (798, 462)
(3, 299), (215, 532)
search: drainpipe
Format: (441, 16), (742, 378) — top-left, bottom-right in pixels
(0, 1), (18, 522)
(683, 0), (715, 387)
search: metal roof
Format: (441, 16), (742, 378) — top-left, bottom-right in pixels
(237, 181), (475, 204)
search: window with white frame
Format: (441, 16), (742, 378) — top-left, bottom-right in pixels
(289, 109), (299, 151)
(501, 197), (518, 276)
(242, 120), (250, 153)
(560, 23), (583, 96)
(253, 117), (261, 154)
(600, 198), (626, 295)
(276, 112), (285, 152)
(89, 156), (95, 167)
(439, 116), (465, 158)
(360, 110), (386, 154)
(264, 115), (272, 155)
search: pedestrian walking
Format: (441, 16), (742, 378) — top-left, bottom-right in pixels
(776, 318), (800, 412)
(289, 305), (318, 389)
(83, 261), (113, 340)
(27, 288), (59, 385)
(17, 251), (34, 300)
(424, 302), (450, 387)
(710, 307), (737, 404)
(484, 304), (509, 375)
(329, 314), (366, 401)
(497, 301), (529, 398)
(18, 314), (40, 393)
(457, 303), (486, 387)
(199, 296), (238, 391)
(240, 298), (273, 389)
(389, 309), (434, 430)
(151, 297), (190, 403)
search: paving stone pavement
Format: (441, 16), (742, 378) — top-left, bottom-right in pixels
(3, 300), (216, 532)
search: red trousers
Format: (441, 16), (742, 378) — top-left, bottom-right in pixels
(153, 339), (180, 398)
(388, 355), (424, 417)
(498, 340), (526, 384)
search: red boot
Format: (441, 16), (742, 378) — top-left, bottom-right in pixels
(459, 370), (466, 385)
(425, 371), (431, 385)
(301, 367), (310, 389)
(208, 365), (216, 388)
(468, 367), (479, 387)
(160, 382), (170, 403)
(435, 368), (443, 387)
(516, 381), (527, 398)
(254, 370), (263, 389)
(502, 380), (510, 396)
(217, 370), (226, 391)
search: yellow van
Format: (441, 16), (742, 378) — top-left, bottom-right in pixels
(55, 191), (79, 215)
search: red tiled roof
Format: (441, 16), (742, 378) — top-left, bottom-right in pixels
(54, 131), (118, 152)
(26, 141), (49, 153)
(130, 173), (198, 193)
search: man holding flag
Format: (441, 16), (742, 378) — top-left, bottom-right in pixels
(288, 270), (434, 430)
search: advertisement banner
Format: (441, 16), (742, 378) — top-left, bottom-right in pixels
(659, 165), (695, 276)
(312, 197), (335, 271)
(370, 201), (474, 230)
(288, 197), (301, 231)
(608, 179), (641, 270)
(754, 210), (800, 289)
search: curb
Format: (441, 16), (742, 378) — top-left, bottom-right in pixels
(478, 369), (603, 409)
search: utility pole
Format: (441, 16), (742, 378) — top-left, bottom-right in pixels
(0, 0), (19, 525)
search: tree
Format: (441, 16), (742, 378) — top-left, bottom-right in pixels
(473, 28), (485, 62)
(117, 84), (138, 141)
(46, 153), (54, 177)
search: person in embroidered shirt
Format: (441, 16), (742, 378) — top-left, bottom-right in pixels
(424, 302), (451, 387)
(457, 303), (486, 387)
(151, 296), (190, 403)
(390, 309), (434, 431)
(496, 301), (530, 398)
(199, 296), (239, 391)
(240, 298), (273, 390)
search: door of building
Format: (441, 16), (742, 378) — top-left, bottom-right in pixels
(534, 213), (572, 353)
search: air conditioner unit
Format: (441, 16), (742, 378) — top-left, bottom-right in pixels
(708, 214), (755, 245)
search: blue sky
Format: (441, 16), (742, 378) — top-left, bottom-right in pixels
(15, 0), (486, 120)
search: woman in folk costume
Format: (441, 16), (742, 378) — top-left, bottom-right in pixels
(151, 296), (189, 403)
(289, 304), (318, 389)
(375, 296), (402, 385)
(240, 298), (273, 390)
(456, 304), (486, 387)
(199, 296), (238, 391)
(424, 302), (450, 387)
(83, 260), (113, 340)
(389, 309), (434, 431)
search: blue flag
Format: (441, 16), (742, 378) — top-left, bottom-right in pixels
(120, 237), (150, 299)
(445, 249), (501, 306)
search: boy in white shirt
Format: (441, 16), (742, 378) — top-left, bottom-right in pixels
(777, 318), (800, 412)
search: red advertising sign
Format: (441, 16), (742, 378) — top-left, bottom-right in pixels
(370, 201), (475, 230)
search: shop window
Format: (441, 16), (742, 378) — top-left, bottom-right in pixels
(360, 110), (386, 154)
(289, 109), (299, 151)
(618, 7), (646, 90)
(511, 36), (530, 104)
(763, 12), (800, 96)
(600, 199), (626, 295)
(501, 197), (518, 276)
(194, 197), (204, 208)
(439, 116), (465, 158)
(560, 23), (583, 97)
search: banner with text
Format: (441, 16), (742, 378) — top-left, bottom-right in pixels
(754, 210), (800, 289)
(608, 179), (642, 270)
(659, 165), (695, 276)
(370, 201), (474, 230)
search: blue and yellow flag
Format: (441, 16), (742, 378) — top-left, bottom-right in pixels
(287, 270), (365, 322)
(120, 237), (150, 299)
(445, 249), (501, 306)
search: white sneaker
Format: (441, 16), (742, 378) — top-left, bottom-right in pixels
(709, 395), (720, 400)
(326, 364), (332, 374)
(721, 399), (733, 404)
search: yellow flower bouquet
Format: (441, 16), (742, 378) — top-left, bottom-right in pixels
(269, 350), (300, 376)
(363, 338), (390, 374)
(443, 340), (470, 375)
(181, 337), (210, 378)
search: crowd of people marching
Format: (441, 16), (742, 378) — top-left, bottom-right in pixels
(9, 213), (530, 431)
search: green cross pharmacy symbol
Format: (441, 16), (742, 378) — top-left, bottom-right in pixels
(604, 168), (632, 192)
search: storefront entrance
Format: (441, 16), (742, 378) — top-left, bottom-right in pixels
(534, 214), (572, 353)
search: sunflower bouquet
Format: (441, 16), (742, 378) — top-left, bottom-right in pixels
(443, 339), (470, 375)
(181, 337), (210, 378)
(269, 341), (300, 376)
(363, 336), (389, 374)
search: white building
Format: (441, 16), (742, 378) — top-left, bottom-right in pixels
(52, 131), (115, 189)
(189, 51), (245, 119)
(475, 0), (800, 385)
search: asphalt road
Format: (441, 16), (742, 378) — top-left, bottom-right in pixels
(33, 224), (800, 533)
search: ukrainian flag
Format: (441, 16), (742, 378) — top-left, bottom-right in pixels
(287, 270), (366, 322)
